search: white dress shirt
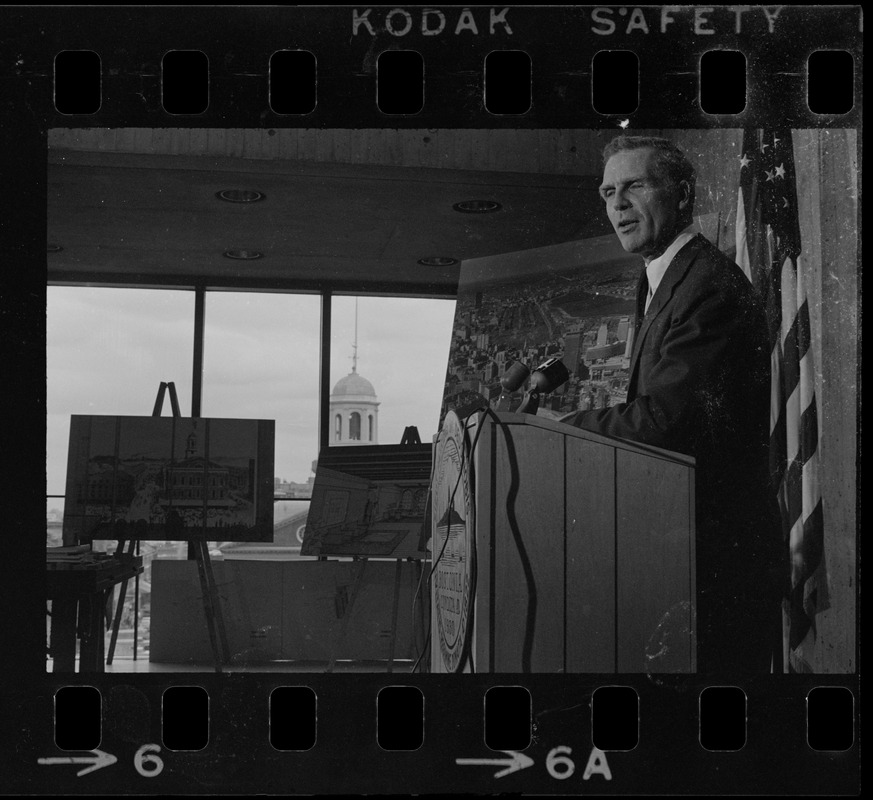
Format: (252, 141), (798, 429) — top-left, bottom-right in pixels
(644, 224), (698, 312)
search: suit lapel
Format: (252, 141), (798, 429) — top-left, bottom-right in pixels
(627, 234), (707, 391)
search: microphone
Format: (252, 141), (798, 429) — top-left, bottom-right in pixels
(529, 357), (571, 394)
(516, 357), (570, 415)
(501, 361), (531, 391)
(495, 361), (530, 410)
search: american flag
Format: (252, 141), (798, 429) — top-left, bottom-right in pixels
(735, 128), (828, 673)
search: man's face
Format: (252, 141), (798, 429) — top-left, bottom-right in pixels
(599, 147), (689, 260)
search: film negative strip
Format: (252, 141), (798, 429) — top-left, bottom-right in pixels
(0, 4), (860, 796)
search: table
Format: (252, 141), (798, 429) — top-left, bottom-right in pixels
(47, 556), (143, 672)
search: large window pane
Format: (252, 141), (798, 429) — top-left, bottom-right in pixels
(201, 291), (321, 508)
(47, 286), (195, 519)
(329, 296), (456, 447)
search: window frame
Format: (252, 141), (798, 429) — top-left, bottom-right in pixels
(46, 281), (455, 503)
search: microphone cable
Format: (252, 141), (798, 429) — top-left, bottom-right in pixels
(411, 403), (542, 674)
(454, 404), (536, 674)
(491, 406), (538, 673)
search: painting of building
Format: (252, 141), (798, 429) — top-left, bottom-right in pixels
(301, 443), (431, 559)
(62, 415), (274, 543)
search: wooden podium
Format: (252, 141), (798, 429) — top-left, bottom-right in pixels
(430, 410), (696, 674)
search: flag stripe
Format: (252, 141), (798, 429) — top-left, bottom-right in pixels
(802, 499), (825, 570)
(735, 192), (752, 281)
(796, 298), (812, 358)
(782, 318), (801, 400)
(799, 358), (816, 415)
(788, 500), (825, 649)
(800, 400), (819, 469)
(768, 348), (783, 432)
(769, 415), (787, 487)
(784, 459), (804, 534)
(764, 233), (782, 345)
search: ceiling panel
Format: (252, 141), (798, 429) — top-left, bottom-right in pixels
(47, 151), (610, 294)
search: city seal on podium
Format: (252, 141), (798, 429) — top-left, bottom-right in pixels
(432, 409), (474, 672)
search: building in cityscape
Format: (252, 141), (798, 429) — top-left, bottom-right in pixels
(563, 331), (583, 378)
(329, 367), (380, 445)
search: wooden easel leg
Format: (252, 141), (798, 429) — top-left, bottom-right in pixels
(193, 540), (230, 673)
(152, 382), (168, 416)
(326, 560), (368, 674)
(151, 382), (230, 672)
(107, 539), (136, 665)
(193, 541), (223, 673)
(106, 581), (127, 665)
(49, 598), (78, 673)
(387, 560), (403, 673)
(79, 592), (106, 672)
(200, 541), (231, 663)
(418, 561), (430, 664)
(133, 541), (140, 661)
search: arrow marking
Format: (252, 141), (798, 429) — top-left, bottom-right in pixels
(456, 750), (534, 779)
(38, 748), (117, 777)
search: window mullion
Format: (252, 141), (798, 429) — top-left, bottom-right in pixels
(191, 286), (206, 417)
(319, 291), (332, 453)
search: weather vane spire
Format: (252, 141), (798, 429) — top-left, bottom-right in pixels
(352, 297), (359, 373)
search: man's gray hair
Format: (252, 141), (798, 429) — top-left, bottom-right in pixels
(602, 135), (696, 215)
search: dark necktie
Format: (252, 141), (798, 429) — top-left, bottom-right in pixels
(624, 269), (649, 396)
(633, 268), (648, 334)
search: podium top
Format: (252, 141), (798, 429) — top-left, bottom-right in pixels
(470, 410), (696, 468)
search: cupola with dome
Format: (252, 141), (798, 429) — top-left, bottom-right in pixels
(331, 371), (377, 399)
(329, 302), (380, 445)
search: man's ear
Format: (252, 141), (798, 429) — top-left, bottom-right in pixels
(677, 180), (691, 212)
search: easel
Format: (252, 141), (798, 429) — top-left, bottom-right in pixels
(106, 382), (230, 673)
(324, 426), (424, 674)
(324, 556), (419, 675)
(400, 426), (422, 445)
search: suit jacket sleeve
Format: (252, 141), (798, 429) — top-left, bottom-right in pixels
(565, 270), (760, 455)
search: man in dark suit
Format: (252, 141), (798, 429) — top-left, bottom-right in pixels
(564, 135), (783, 672)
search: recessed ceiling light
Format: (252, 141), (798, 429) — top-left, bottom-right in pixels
(452, 200), (501, 213)
(417, 257), (459, 267)
(47, 243), (63, 253)
(223, 249), (264, 260)
(216, 189), (266, 203)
